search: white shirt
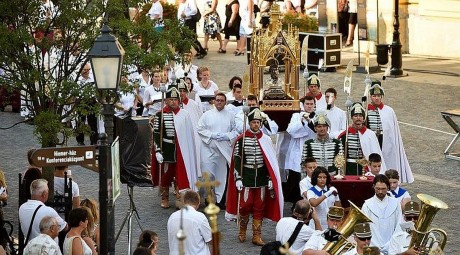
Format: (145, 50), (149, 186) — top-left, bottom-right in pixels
(388, 229), (411, 254)
(54, 176), (80, 198)
(193, 80), (219, 112)
(143, 85), (163, 116)
(276, 217), (316, 255)
(148, 1), (164, 27)
(24, 233), (62, 255)
(307, 186), (340, 230)
(115, 91), (136, 117)
(389, 186), (411, 205)
(326, 106), (347, 138)
(19, 200), (66, 242)
(235, 109), (279, 136)
(302, 230), (327, 251)
(167, 205), (212, 255)
(299, 176), (312, 198)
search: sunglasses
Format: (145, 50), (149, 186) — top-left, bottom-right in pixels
(405, 216), (419, 221)
(358, 236), (372, 241)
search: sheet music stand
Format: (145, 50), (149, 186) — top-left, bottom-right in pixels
(441, 109), (460, 161)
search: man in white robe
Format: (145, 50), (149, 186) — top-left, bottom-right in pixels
(197, 93), (238, 207)
(324, 87), (347, 138)
(367, 81), (413, 183)
(284, 96), (316, 205)
(362, 174), (402, 254)
(234, 94), (278, 135)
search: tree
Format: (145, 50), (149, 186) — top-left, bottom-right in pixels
(0, 0), (194, 147)
(0, 0), (194, 196)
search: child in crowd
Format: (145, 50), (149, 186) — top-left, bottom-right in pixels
(299, 157), (317, 199)
(307, 167), (341, 230)
(137, 230), (158, 255)
(365, 153), (382, 177)
(385, 169), (411, 208)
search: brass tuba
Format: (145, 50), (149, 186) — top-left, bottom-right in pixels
(409, 194), (448, 254)
(323, 201), (373, 255)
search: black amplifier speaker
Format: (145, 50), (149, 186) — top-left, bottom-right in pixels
(304, 32), (342, 71)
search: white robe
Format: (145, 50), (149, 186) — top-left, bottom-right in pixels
(376, 104), (413, 183)
(197, 108), (238, 202)
(285, 112), (316, 172)
(362, 195), (402, 253)
(235, 109), (279, 136)
(326, 106), (347, 138)
(174, 109), (201, 190)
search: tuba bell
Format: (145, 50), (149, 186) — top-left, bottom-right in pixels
(409, 194), (448, 254)
(323, 201), (373, 255)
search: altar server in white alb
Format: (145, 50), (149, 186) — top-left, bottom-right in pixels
(361, 174), (402, 254)
(324, 87), (347, 138)
(234, 94), (278, 135)
(197, 93), (239, 207)
(366, 80), (413, 183)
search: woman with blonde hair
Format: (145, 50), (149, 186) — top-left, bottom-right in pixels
(80, 198), (100, 250)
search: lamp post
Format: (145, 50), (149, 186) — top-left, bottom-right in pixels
(390, 0), (403, 76)
(88, 22), (124, 255)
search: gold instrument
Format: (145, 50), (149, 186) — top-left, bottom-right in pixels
(323, 201), (373, 255)
(409, 194), (448, 254)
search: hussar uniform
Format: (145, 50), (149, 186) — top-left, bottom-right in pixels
(338, 103), (386, 175)
(367, 81), (413, 183)
(151, 86), (200, 209)
(302, 114), (343, 175)
(305, 73), (327, 111)
(225, 107), (283, 246)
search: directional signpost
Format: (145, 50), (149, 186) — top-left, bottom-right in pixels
(28, 146), (97, 167)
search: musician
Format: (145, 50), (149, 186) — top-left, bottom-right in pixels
(225, 107), (283, 246)
(276, 200), (320, 255)
(167, 190), (212, 255)
(388, 201), (421, 255)
(151, 86), (200, 209)
(342, 223), (380, 255)
(367, 80), (413, 183)
(302, 113), (343, 176)
(302, 206), (345, 254)
(305, 73), (326, 111)
(337, 102), (386, 175)
(362, 174), (402, 254)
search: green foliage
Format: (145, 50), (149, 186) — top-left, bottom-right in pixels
(282, 12), (318, 32)
(0, 0), (195, 147)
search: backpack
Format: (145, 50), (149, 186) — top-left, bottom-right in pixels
(260, 222), (304, 255)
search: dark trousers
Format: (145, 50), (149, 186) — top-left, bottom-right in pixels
(284, 170), (302, 204)
(76, 114), (98, 145)
(338, 11), (349, 40)
(184, 19), (206, 54)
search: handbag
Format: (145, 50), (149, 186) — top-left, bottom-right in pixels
(260, 222), (304, 255)
(191, 3), (202, 23)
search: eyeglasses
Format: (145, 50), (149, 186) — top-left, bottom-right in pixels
(405, 215), (419, 221)
(357, 236), (372, 241)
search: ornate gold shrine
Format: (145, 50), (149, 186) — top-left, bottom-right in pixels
(247, 3), (301, 111)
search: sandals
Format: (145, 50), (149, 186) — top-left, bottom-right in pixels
(234, 50), (244, 56)
(218, 48), (226, 53)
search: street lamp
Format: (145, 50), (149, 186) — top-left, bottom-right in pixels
(390, 0), (403, 76)
(88, 22), (125, 255)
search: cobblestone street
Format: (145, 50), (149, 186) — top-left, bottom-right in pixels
(1, 39), (460, 254)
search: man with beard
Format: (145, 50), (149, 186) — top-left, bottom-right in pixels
(226, 107), (283, 246)
(337, 102), (386, 175)
(362, 174), (402, 254)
